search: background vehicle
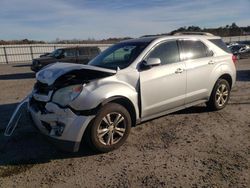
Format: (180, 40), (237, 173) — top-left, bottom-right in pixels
(26, 33), (236, 153)
(238, 40), (250, 45)
(229, 44), (250, 59)
(31, 46), (100, 72)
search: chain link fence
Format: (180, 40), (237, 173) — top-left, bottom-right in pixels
(222, 35), (250, 43)
(0, 44), (111, 64)
(0, 35), (250, 64)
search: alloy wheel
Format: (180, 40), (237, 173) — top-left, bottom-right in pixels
(97, 112), (126, 145)
(215, 84), (229, 107)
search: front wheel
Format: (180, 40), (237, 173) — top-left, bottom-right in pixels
(206, 79), (231, 111)
(88, 103), (131, 153)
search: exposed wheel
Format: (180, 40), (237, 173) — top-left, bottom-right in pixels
(206, 79), (230, 111)
(88, 103), (131, 153)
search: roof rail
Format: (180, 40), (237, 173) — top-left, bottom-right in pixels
(173, 32), (214, 36)
(140, 34), (170, 38)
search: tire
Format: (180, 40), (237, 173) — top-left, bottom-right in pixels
(87, 103), (131, 153)
(206, 79), (231, 111)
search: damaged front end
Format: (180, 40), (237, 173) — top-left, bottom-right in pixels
(5, 62), (116, 152)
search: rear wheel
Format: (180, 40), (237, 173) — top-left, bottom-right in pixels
(88, 103), (131, 153)
(206, 79), (230, 111)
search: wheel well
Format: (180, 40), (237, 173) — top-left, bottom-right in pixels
(219, 74), (232, 88)
(103, 97), (137, 127)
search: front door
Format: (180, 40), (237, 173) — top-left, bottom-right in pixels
(139, 40), (186, 118)
(62, 49), (77, 63)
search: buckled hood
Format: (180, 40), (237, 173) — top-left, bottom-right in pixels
(36, 62), (116, 85)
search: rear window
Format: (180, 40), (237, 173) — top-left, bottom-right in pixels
(209, 39), (231, 53)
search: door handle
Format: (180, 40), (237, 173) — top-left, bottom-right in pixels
(175, 68), (184, 74)
(208, 60), (215, 65)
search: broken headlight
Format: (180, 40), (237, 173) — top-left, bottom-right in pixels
(52, 84), (83, 107)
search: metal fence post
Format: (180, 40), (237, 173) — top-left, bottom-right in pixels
(3, 47), (8, 64)
(30, 46), (34, 60)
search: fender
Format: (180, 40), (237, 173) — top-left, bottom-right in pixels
(69, 80), (140, 120)
(207, 60), (236, 98)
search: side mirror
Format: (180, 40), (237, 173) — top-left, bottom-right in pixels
(143, 58), (161, 67)
(208, 50), (214, 56)
(140, 58), (161, 70)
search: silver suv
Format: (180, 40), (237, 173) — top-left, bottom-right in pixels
(14, 33), (237, 152)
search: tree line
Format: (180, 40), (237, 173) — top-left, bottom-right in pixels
(170, 23), (250, 36)
(0, 23), (249, 45)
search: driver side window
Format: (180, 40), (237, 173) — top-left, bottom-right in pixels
(64, 49), (76, 57)
(147, 41), (180, 65)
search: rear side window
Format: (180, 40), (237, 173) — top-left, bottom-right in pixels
(79, 47), (100, 56)
(209, 39), (231, 53)
(89, 48), (100, 55)
(79, 48), (89, 56)
(147, 41), (180, 65)
(180, 40), (210, 60)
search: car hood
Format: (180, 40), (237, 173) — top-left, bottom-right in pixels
(36, 62), (116, 85)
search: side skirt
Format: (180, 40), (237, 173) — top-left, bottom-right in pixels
(139, 99), (207, 123)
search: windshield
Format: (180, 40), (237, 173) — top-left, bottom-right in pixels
(49, 49), (63, 58)
(88, 42), (149, 70)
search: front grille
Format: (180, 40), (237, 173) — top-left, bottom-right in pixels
(34, 81), (52, 95)
(30, 97), (47, 113)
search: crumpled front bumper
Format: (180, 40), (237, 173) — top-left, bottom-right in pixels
(28, 101), (95, 152)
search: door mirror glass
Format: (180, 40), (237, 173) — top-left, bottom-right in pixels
(144, 58), (161, 67)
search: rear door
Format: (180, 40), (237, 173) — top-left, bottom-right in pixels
(140, 40), (186, 118)
(77, 47), (90, 64)
(179, 39), (215, 104)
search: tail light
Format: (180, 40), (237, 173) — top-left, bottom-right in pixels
(232, 55), (237, 64)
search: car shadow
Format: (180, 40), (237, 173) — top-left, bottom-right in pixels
(0, 98), (248, 168)
(12, 64), (31, 68)
(237, 70), (250, 81)
(0, 103), (97, 167)
(173, 105), (209, 115)
(0, 130), (96, 166)
(228, 102), (250, 105)
(0, 103), (19, 130)
(0, 72), (35, 80)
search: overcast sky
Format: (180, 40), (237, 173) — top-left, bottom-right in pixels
(0, 0), (250, 41)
